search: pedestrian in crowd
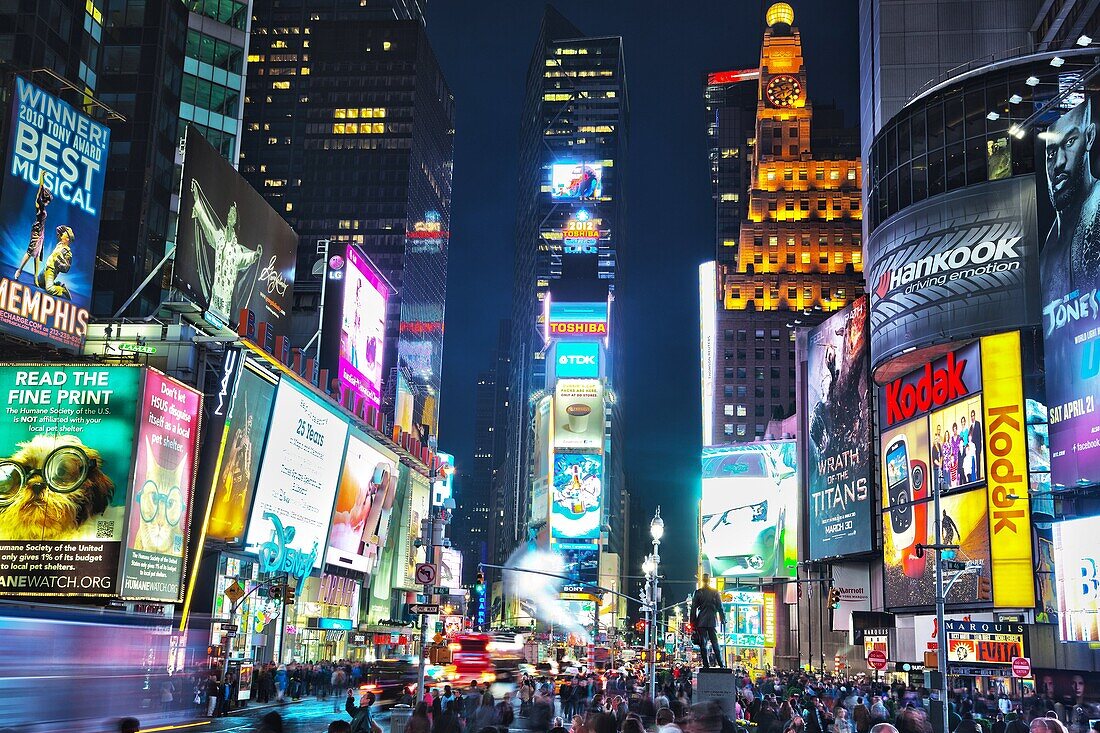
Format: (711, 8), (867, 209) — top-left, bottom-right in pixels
(853, 698), (872, 733)
(548, 716), (568, 733)
(833, 706), (853, 733)
(275, 665), (288, 703)
(346, 689), (382, 733)
(1032, 719), (1070, 733)
(329, 722), (352, 733)
(432, 704), (464, 733)
(497, 691), (516, 731)
(408, 702), (432, 733)
(332, 667), (347, 713)
(657, 707), (682, 733)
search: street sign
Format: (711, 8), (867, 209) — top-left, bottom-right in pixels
(432, 586), (450, 596)
(435, 622), (444, 633)
(407, 603), (440, 615)
(220, 623), (239, 632)
(867, 650), (888, 670)
(225, 632), (238, 638)
(120, 342), (157, 354)
(415, 563), (437, 586)
(224, 581), (245, 603)
(433, 633), (444, 644)
(1011, 657), (1031, 678)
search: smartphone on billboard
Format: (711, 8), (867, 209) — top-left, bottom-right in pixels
(885, 437), (915, 547)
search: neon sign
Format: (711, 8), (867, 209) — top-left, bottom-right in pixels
(257, 512), (318, 583)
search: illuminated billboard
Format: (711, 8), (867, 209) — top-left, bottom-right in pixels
(0, 77), (110, 350)
(550, 162), (603, 200)
(700, 442), (798, 579)
(553, 379), (604, 452)
(120, 371), (202, 601)
(553, 341), (600, 380)
(878, 333), (1034, 609)
(1038, 96), (1100, 490)
(432, 451), (455, 507)
(557, 540), (599, 595)
(332, 245), (389, 411)
(881, 485), (992, 608)
(1053, 514), (1100, 642)
(561, 212), (603, 254)
(205, 361), (277, 543)
(804, 296), (873, 559)
(548, 301), (608, 339)
(531, 396), (552, 524)
(440, 547), (463, 592)
(176, 129), (297, 334)
(0, 366), (142, 597)
(552, 453), (602, 539)
(866, 176), (1039, 372)
(944, 620), (1026, 667)
(720, 590), (767, 648)
(245, 378), (349, 580)
(700, 262), (716, 446)
(325, 430), (397, 573)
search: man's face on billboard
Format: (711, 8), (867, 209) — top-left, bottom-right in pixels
(1046, 102), (1097, 211)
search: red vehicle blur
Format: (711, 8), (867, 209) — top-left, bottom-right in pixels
(449, 633), (495, 685)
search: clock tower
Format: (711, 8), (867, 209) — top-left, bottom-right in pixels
(709, 2), (864, 442)
(757, 2), (810, 159)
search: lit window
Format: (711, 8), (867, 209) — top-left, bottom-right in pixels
(383, 41), (392, 50)
(835, 252), (844, 263)
(724, 405), (735, 416)
(373, 123), (384, 133)
(272, 81), (290, 89)
(769, 236), (778, 247)
(801, 252), (810, 264)
(736, 425), (747, 437)
(830, 170), (840, 180)
(847, 169), (856, 180)
(853, 251), (862, 264)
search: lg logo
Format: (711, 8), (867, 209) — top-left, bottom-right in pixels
(559, 355), (596, 366)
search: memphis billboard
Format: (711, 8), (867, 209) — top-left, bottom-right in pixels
(700, 442), (798, 579)
(0, 78), (110, 351)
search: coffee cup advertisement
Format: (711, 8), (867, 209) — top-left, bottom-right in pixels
(553, 379), (604, 452)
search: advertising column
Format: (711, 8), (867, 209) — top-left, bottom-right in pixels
(0, 365), (141, 596)
(120, 371), (203, 601)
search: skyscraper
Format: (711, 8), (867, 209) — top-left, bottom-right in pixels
(710, 3), (864, 443)
(502, 6), (628, 570)
(239, 4), (453, 434)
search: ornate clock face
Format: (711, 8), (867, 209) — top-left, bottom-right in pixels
(766, 75), (802, 108)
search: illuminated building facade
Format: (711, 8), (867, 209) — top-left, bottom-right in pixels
(239, 4), (453, 435)
(711, 3), (864, 442)
(500, 7), (629, 572)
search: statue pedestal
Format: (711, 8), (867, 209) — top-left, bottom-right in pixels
(695, 667), (738, 719)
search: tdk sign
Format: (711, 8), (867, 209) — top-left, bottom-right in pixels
(555, 342), (600, 379)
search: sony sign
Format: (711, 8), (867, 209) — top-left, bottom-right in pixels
(880, 341), (981, 427)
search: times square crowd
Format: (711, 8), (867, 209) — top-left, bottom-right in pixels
(120, 664), (1100, 733)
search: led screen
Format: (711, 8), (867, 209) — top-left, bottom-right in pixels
(337, 245), (388, 410)
(550, 163), (603, 200)
(552, 453), (602, 539)
(554, 341), (600, 380)
(176, 129), (297, 334)
(325, 430), (397, 573)
(205, 362), (276, 543)
(804, 297), (873, 559)
(700, 442), (798, 579)
(548, 301), (608, 339)
(553, 379), (604, 452)
(1053, 514), (1100, 643)
(245, 378), (349, 579)
(1038, 95), (1100, 489)
(557, 541), (599, 594)
(531, 396), (552, 524)
(120, 371), (202, 601)
(0, 365), (141, 596)
(0, 78), (110, 350)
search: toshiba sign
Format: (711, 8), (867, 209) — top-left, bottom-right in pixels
(880, 342), (981, 428)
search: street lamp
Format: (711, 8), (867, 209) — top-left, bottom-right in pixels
(648, 507), (663, 698)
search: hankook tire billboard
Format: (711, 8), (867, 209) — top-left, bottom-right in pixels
(867, 176), (1041, 372)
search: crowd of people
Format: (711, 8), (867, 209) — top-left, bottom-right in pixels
(133, 664), (1100, 733)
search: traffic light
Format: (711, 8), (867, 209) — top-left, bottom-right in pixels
(283, 584), (296, 605)
(829, 586), (842, 609)
(634, 619), (646, 633)
(267, 583), (282, 600)
(683, 622), (694, 635)
(475, 570), (485, 594)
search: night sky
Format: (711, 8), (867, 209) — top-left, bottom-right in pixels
(429, 0), (860, 583)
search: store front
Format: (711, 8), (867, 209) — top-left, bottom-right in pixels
(282, 574), (361, 662)
(944, 620), (1029, 698)
(210, 553), (284, 666)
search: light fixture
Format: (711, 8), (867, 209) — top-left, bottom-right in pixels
(650, 509), (664, 541)
(1011, 125), (1027, 139)
(986, 111), (1000, 121)
(1078, 34), (1093, 46)
(1009, 94), (1023, 104)
(1051, 56), (1065, 67)
(1026, 76), (1040, 86)
(1008, 124), (1020, 137)
(642, 555), (656, 576)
